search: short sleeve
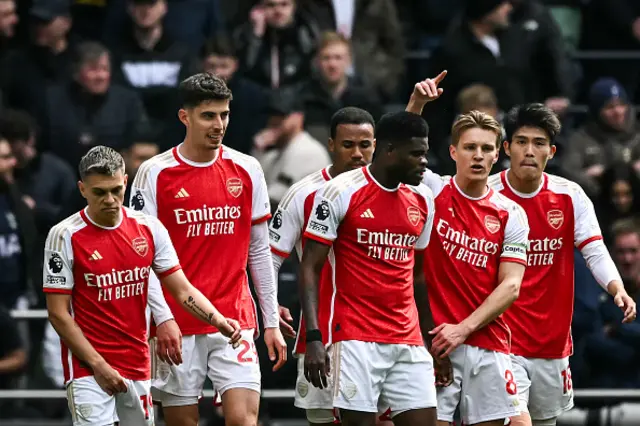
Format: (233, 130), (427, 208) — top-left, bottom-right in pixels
(303, 183), (347, 245)
(415, 190), (436, 250)
(572, 185), (603, 250)
(148, 216), (181, 278)
(250, 161), (272, 224)
(500, 203), (529, 265)
(269, 196), (303, 258)
(129, 161), (158, 217)
(43, 226), (75, 294)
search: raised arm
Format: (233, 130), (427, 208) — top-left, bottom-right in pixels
(405, 71), (447, 115)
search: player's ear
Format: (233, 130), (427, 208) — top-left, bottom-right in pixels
(549, 144), (557, 160)
(328, 138), (335, 153)
(492, 146), (499, 164)
(78, 180), (87, 200)
(178, 108), (189, 127)
(372, 138), (376, 151)
(449, 144), (457, 162)
(503, 140), (511, 156)
(123, 174), (129, 188)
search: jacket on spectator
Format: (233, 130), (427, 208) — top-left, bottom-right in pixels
(39, 81), (146, 169)
(234, 11), (320, 91)
(562, 110), (640, 198)
(300, 0), (405, 101)
(110, 26), (196, 150)
(301, 76), (383, 143)
(224, 76), (270, 155)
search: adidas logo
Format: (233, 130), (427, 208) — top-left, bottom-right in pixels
(175, 188), (190, 198)
(89, 250), (103, 261)
(360, 208), (374, 219)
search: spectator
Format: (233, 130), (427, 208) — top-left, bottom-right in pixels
(0, 306), (27, 417)
(69, 0), (108, 41)
(0, 0), (18, 65)
(122, 132), (159, 204)
(596, 164), (640, 246)
(109, 0), (197, 150)
(562, 78), (640, 199)
(252, 92), (330, 207)
(0, 109), (77, 236)
(583, 219), (640, 389)
(39, 41), (147, 170)
(234, 0), (320, 95)
(300, 0), (405, 101)
(2, 0), (74, 114)
(302, 31), (382, 143)
(202, 35), (269, 155)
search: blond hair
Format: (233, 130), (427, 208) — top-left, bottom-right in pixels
(457, 84), (498, 113)
(318, 31), (351, 54)
(451, 110), (503, 148)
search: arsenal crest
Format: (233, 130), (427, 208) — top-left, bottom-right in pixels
(132, 237), (149, 257)
(484, 215), (501, 234)
(226, 178), (243, 198)
(547, 209), (564, 230)
(407, 206), (421, 226)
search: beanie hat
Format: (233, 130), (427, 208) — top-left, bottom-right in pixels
(465, 0), (509, 20)
(588, 78), (628, 115)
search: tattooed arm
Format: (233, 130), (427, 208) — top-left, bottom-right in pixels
(160, 270), (241, 343)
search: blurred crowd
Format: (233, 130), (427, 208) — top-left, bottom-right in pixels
(0, 0), (640, 423)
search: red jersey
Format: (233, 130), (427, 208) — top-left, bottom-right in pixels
(130, 145), (271, 336)
(269, 167), (332, 354)
(422, 171), (529, 354)
(43, 208), (181, 383)
(304, 166), (435, 346)
(489, 170), (604, 358)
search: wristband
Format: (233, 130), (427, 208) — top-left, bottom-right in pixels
(306, 329), (322, 343)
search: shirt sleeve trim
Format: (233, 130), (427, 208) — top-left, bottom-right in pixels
(251, 213), (271, 225)
(156, 265), (182, 279)
(577, 235), (603, 251)
(303, 232), (333, 246)
(500, 257), (527, 266)
(270, 246), (290, 258)
(43, 288), (73, 294)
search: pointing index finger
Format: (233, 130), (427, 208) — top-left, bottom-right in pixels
(433, 70), (447, 84)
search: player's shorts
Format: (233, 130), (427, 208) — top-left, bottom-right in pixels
(151, 329), (261, 406)
(437, 344), (520, 425)
(295, 355), (335, 410)
(511, 355), (574, 420)
(330, 340), (437, 415)
(66, 375), (153, 426)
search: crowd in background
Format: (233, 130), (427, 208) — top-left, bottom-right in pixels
(0, 0), (640, 423)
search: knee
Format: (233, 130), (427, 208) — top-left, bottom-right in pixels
(224, 409), (259, 426)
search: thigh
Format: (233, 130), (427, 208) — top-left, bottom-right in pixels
(391, 408), (437, 426)
(152, 334), (208, 402)
(435, 345), (464, 424)
(511, 355), (532, 414)
(208, 329), (261, 396)
(459, 346), (519, 426)
(379, 345), (437, 415)
(115, 379), (153, 426)
(528, 357), (573, 420)
(295, 355), (335, 411)
(67, 376), (117, 426)
(332, 341), (389, 414)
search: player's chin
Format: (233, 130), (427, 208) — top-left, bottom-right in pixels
(403, 174), (423, 186)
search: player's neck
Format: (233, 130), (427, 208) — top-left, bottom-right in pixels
(86, 207), (121, 228)
(179, 140), (218, 163)
(454, 174), (488, 198)
(507, 169), (543, 195)
(368, 163), (400, 189)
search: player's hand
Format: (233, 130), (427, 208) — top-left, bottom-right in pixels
(264, 327), (287, 372)
(155, 319), (183, 365)
(278, 305), (297, 339)
(411, 71), (447, 105)
(219, 317), (242, 346)
(429, 323), (470, 358)
(433, 355), (453, 387)
(304, 341), (330, 389)
(93, 360), (128, 396)
(614, 291), (637, 323)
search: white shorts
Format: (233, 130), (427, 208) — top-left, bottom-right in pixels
(151, 330), (261, 406)
(330, 340), (437, 415)
(511, 355), (574, 420)
(66, 376), (152, 426)
(295, 355), (335, 410)
(437, 344), (520, 425)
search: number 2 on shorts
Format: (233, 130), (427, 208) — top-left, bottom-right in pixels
(236, 340), (258, 363)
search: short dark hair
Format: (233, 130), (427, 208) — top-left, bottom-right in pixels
(72, 41), (110, 75)
(330, 107), (375, 139)
(612, 218), (640, 241)
(201, 34), (237, 59)
(179, 73), (233, 108)
(504, 103), (561, 144)
(0, 109), (37, 143)
(375, 111), (429, 148)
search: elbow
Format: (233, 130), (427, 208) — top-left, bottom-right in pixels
(507, 280), (521, 304)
